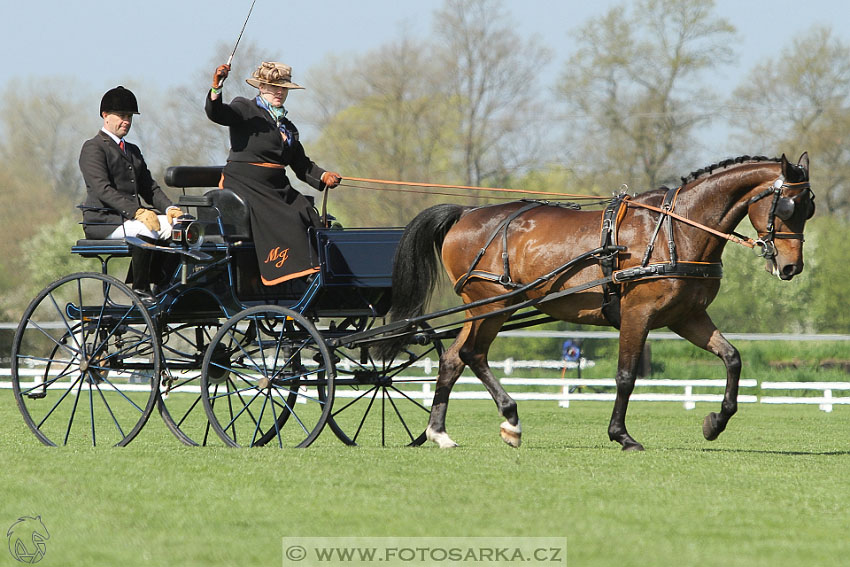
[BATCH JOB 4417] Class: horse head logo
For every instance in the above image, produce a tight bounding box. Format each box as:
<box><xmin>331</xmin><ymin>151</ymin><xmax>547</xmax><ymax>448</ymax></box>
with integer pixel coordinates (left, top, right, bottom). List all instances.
<box><xmin>7</xmin><ymin>516</ymin><xmax>49</xmax><ymax>564</ymax></box>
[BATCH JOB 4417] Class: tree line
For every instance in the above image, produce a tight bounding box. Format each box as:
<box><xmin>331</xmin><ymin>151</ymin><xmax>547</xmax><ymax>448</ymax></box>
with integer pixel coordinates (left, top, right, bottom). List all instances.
<box><xmin>1</xmin><ymin>0</ymin><xmax>849</xmax><ymax>336</ymax></box>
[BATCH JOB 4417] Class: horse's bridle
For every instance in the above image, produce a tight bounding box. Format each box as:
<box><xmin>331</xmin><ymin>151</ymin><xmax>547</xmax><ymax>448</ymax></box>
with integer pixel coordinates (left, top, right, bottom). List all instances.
<box><xmin>746</xmin><ymin>177</ymin><xmax>814</xmax><ymax>259</ymax></box>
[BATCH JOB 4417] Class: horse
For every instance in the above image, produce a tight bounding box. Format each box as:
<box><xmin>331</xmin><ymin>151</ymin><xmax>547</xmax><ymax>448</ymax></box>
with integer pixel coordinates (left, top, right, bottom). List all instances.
<box><xmin>379</xmin><ymin>154</ymin><xmax>815</xmax><ymax>450</ymax></box>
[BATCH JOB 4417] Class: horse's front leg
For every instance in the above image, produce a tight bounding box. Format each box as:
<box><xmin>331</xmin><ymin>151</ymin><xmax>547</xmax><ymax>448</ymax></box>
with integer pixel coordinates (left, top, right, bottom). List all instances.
<box><xmin>608</xmin><ymin>322</ymin><xmax>649</xmax><ymax>451</ymax></box>
<box><xmin>669</xmin><ymin>311</ymin><xmax>741</xmax><ymax>441</ymax></box>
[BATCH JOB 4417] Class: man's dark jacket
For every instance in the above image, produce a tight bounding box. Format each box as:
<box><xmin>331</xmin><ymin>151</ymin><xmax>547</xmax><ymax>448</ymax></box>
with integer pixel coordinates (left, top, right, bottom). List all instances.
<box><xmin>78</xmin><ymin>130</ymin><xmax>174</xmax><ymax>239</ymax></box>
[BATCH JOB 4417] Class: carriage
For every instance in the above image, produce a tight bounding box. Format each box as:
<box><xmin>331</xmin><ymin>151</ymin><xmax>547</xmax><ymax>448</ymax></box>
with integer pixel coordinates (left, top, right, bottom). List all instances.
<box><xmin>10</xmin><ymin>154</ymin><xmax>816</xmax><ymax>450</ymax></box>
<box><xmin>10</xmin><ymin>165</ymin><xmax>444</xmax><ymax>448</ymax></box>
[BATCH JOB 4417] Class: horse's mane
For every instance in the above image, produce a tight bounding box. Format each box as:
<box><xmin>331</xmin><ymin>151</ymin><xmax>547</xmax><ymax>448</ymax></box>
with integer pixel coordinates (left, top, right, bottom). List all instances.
<box><xmin>680</xmin><ymin>155</ymin><xmax>779</xmax><ymax>185</ymax></box>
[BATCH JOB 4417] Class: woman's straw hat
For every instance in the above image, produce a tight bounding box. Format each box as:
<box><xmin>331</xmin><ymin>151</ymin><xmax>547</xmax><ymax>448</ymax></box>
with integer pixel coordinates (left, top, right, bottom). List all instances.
<box><xmin>246</xmin><ymin>61</ymin><xmax>304</xmax><ymax>89</ymax></box>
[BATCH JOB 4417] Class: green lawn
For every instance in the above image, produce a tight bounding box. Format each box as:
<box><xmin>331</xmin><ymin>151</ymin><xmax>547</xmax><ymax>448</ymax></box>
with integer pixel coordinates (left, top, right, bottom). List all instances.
<box><xmin>2</xmin><ymin>397</ymin><xmax>849</xmax><ymax>567</ymax></box>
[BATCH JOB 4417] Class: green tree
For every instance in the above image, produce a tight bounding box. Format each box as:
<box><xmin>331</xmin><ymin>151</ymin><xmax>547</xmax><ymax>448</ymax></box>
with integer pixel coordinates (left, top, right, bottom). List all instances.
<box><xmin>557</xmin><ymin>0</ymin><xmax>735</xmax><ymax>192</ymax></box>
<box><xmin>704</xmin><ymin>215</ymin><xmax>850</xmax><ymax>334</ymax></box>
<box><xmin>434</xmin><ymin>0</ymin><xmax>552</xmax><ymax>187</ymax></box>
<box><xmin>730</xmin><ymin>25</ymin><xmax>850</xmax><ymax>218</ymax></box>
<box><xmin>307</xmin><ymin>37</ymin><xmax>463</xmax><ymax>226</ymax></box>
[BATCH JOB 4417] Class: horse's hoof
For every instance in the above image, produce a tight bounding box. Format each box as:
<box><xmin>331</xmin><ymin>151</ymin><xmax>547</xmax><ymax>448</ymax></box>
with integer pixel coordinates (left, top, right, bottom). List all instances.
<box><xmin>703</xmin><ymin>412</ymin><xmax>723</xmax><ymax>441</ymax></box>
<box><xmin>426</xmin><ymin>427</ymin><xmax>458</xmax><ymax>449</ymax></box>
<box><xmin>500</xmin><ymin>420</ymin><xmax>522</xmax><ymax>448</ymax></box>
<box><xmin>622</xmin><ymin>441</ymin><xmax>645</xmax><ymax>452</ymax></box>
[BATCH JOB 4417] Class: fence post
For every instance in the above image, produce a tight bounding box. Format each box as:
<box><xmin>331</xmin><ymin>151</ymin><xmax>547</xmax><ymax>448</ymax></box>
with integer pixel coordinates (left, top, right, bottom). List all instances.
<box><xmin>559</xmin><ymin>384</ymin><xmax>570</xmax><ymax>408</ymax></box>
<box><xmin>422</xmin><ymin>381</ymin><xmax>432</xmax><ymax>408</ymax></box>
<box><xmin>684</xmin><ymin>385</ymin><xmax>695</xmax><ymax>410</ymax></box>
<box><xmin>819</xmin><ymin>389</ymin><xmax>833</xmax><ymax>413</ymax></box>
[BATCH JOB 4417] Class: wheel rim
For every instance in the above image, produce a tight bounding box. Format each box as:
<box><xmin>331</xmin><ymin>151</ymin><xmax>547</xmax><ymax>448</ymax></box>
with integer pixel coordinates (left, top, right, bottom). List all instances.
<box><xmin>323</xmin><ymin>322</ymin><xmax>442</xmax><ymax>447</ymax></box>
<box><xmin>11</xmin><ymin>273</ymin><xmax>160</xmax><ymax>446</ymax></box>
<box><xmin>200</xmin><ymin>306</ymin><xmax>334</xmax><ymax>448</ymax></box>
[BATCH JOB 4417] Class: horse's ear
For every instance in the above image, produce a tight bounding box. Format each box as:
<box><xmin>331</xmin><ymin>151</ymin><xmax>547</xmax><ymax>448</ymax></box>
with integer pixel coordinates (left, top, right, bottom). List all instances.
<box><xmin>780</xmin><ymin>153</ymin><xmax>789</xmax><ymax>176</ymax></box>
<box><xmin>797</xmin><ymin>151</ymin><xmax>809</xmax><ymax>172</ymax></box>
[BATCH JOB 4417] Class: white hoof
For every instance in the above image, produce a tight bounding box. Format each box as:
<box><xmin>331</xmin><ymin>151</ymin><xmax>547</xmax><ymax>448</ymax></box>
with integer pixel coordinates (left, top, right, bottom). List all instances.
<box><xmin>426</xmin><ymin>427</ymin><xmax>458</xmax><ymax>449</ymax></box>
<box><xmin>500</xmin><ymin>420</ymin><xmax>522</xmax><ymax>448</ymax></box>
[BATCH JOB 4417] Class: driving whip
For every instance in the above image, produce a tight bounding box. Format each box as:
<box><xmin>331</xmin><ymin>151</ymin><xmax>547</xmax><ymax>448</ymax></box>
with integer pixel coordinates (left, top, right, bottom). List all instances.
<box><xmin>227</xmin><ymin>0</ymin><xmax>257</xmax><ymax>66</ymax></box>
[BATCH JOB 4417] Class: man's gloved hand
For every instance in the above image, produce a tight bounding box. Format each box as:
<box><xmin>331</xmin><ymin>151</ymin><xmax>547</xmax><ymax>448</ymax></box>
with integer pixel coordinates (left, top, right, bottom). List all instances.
<box><xmin>321</xmin><ymin>171</ymin><xmax>342</xmax><ymax>188</ymax></box>
<box><xmin>166</xmin><ymin>207</ymin><xmax>184</xmax><ymax>225</ymax></box>
<box><xmin>135</xmin><ymin>208</ymin><xmax>160</xmax><ymax>231</ymax></box>
<box><xmin>213</xmin><ymin>64</ymin><xmax>231</xmax><ymax>89</ymax></box>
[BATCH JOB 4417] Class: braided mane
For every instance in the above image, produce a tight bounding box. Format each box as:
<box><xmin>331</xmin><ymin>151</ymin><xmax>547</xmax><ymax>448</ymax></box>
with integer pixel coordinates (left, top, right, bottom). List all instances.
<box><xmin>680</xmin><ymin>155</ymin><xmax>779</xmax><ymax>185</ymax></box>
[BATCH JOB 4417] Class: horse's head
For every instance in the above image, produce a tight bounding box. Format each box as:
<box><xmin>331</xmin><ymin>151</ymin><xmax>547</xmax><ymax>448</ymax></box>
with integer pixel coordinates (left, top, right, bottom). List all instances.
<box><xmin>746</xmin><ymin>152</ymin><xmax>815</xmax><ymax>280</ymax></box>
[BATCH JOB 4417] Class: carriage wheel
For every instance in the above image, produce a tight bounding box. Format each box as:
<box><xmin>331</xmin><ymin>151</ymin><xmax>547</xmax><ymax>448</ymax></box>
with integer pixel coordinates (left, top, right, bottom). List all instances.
<box><xmin>157</xmin><ymin>317</ymin><xmax>225</xmax><ymax>446</ymax></box>
<box><xmin>323</xmin><ymin>322</ymin><xmax>442</xmax><ymax>447</ymax></box>
<box><xmin>200</xmin><ymin>305</ymin><xmax>335</xmax><ymax>448</ymax></box>
<box><xmin>11</xmin><ymin>273</ymin><xmax>160</xmax><ymax>446</ymax></box>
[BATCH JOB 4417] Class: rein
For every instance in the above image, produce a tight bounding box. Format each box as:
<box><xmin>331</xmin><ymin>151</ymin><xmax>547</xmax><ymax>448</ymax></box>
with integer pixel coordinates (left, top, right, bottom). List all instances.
<box><xmin>625</xmin><ymin>199</ymin><xmax>756</xmax><ymax>249</ymax></box>
<box><xmin>341</xmin><ymin>176</ymin><xmax>601</xmax><ymax>200</ymax></box>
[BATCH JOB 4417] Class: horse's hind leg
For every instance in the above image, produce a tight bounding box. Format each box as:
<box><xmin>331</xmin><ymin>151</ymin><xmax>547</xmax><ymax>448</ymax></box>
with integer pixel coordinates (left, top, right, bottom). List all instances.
<box><xmin>426</xmin><ymin>325</ymin><xmax>469</xmax><ymax>448</ymax></box>
<box><xmin>669</xmin><ymin>311</ymin><xmax>741</xmax><ymax>441</ymax></box>
<box><xmin>426</xmin><ymin>310</ymin><xmax>520</xmax><ymax>448</ymax></box>
<box><xmin>458</xmin><ymin>314</ymin><xmax>521</xmax><ymax>447</ymax></box>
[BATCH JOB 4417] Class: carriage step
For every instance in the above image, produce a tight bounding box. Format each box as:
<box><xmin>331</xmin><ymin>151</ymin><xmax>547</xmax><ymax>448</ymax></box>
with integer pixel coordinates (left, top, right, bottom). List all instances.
<box><xmin>26</xmin><ymin>391</ymin><xmax>47</xmax><ymax>399</ymax></box>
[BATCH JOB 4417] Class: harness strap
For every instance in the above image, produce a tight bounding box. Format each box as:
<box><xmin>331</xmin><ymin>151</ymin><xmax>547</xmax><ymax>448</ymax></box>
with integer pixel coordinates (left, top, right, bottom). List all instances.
<box><xmin>598</xmin><ymin>194</ymin><xmax>630</xmax><ymax>328</ymax></box>
<box><xmin>614</xmin><ymin>261</ymin><xmax>723</xmax><ymax>283</ymax></box>
<box><xmin>453</xmin><ymin>201</ymin><xmax>545</xmax><ymax>293</ymax></box>
<box><xmin>641</xmin><ymin>186</ymin><xmax>680</xmax><ymax>267</ymax></box>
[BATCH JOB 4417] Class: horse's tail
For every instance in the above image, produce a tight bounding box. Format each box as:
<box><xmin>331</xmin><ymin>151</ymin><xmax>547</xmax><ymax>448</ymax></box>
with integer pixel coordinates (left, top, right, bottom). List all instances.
<box><xmin>375</xmin><ymin>204</ymin><xmax>466</xmax><ymax>360</ymax></box>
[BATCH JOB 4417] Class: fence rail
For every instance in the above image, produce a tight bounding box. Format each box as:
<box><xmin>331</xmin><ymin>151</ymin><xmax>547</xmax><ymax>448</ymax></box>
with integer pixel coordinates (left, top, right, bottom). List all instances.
<box><xmin>2</xmin><ymin>365</ymin><xmax>845</xmax><ymax>412</ymax></box>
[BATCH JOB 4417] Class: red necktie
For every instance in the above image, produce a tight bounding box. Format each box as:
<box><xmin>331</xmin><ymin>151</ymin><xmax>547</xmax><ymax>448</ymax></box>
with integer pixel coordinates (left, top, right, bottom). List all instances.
<box><xmin>119</xmin><ymin>139</ymin><xmax>126</xmax><ymax>153</ymax></box>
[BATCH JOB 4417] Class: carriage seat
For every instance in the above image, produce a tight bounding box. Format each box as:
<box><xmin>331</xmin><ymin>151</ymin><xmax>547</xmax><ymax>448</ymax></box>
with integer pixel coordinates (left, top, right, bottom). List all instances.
<box><xmin>165</xmin><ymin>165</ymin><xmax>251</xmax><ymax>241</ymax></box>
<box><xmin>164</xmin><ymin>165</ymin><xmax>223</xmax><ymax>188</ymax></box>
<box><xmin>198</xmin><ymin>189</ymin><xmax>251</xmax><ymax>241</ymax></box>
<box><xmin>71</xmin><ymin>239</ymin><xmax>131</xmax><ymax>257</ymax></box>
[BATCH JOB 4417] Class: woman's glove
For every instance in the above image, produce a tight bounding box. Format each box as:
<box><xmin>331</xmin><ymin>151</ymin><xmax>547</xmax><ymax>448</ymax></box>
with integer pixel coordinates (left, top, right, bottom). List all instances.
<box><xmin>213</xmin><ymin>64</ymin><xmax>231</xmax><ymax>89</ymax></box>
<box><xmin>166</xmin><ymin>207</ymin><xmax>184</xmax><ymax>225</ymax></box>
<box><xmin>135</xmin><ymin>208</ymin><xmax>160</xmax><ymax>231</ymax></box>
<box><xmin>321</xmin><ymin>171</ymin><xmax>342</xmax><ymax>188</ymax></box>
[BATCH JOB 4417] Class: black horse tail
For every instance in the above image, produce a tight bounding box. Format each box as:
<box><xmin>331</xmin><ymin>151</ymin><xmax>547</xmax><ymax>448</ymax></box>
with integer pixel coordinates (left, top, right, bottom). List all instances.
<box><xmin>375</xmin><ymin>204</ymin><xmax>466</xmax><ymax>360</ymax></box>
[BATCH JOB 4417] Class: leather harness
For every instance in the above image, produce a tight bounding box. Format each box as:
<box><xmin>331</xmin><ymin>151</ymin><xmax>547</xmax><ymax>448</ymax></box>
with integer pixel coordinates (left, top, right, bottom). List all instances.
<box><xmin>452</xmin><ymin>190</ymin><xmax>724</xmax><ymax>328</ymax></box>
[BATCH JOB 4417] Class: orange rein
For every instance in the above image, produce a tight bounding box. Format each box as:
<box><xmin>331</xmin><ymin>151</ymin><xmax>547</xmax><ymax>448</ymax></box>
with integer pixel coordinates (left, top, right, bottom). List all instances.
<box><xmin>338</xmin><ymin>175</ymin><xmax>758</xmax><ymax>250</ymax></box>
<box><xmin>625</xmin><ymin>200</ymin><xmax>756</xmax><ymax>249</ymax></box>
<box><xmin>340</xmin><ymin>176</ymin><xmax>600</xmax><ymax>200</ymax></box>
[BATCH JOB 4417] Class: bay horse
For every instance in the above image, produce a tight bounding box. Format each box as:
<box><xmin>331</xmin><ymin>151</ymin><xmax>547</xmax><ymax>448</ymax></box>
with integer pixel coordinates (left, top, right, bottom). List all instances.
<box><xmin>380</xmin><ymin>154</ymin><xmax>815</xmax><ymax>450</ymax></box>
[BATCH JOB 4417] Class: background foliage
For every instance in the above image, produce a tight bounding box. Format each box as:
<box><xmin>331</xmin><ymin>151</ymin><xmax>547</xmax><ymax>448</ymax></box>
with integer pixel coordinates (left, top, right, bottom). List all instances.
<box><xmin>2</xmin><ymin>0</ymin><xmax>849</xmax><ymax>337</ymax></box>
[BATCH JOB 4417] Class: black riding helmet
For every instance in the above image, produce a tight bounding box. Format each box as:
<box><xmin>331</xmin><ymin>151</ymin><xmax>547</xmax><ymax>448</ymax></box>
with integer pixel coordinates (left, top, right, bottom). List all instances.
<box><xmin>99</xmin><ymin>86</ymin><xmax>139</xmax><ymax>116</ymax></box>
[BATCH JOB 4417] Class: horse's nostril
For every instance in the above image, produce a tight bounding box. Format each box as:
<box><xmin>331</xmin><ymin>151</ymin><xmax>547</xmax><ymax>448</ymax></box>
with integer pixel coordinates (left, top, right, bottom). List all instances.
<box><xmin>782</xmin><ymin>264</ymin><xmax>799</xmax><ymax>278</ymax></box>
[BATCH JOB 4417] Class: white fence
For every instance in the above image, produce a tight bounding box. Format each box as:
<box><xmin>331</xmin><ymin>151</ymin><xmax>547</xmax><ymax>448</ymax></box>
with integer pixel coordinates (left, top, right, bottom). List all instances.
<box><xmin>2</xmin><ymin>362</ymin><xmax>847</xmax><ymax>412</ymax></box>
<box><xmin>3</xmin><ymin>329</ymin><xmax>848</xmax><ymax>410</ymax></box>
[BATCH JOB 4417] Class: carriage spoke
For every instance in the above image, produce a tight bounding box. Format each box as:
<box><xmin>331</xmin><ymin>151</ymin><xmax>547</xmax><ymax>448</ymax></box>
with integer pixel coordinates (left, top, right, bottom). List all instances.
<box><xmin>36</xmin><ymin>375</ymin><xmax>84</xmax><ymax>429</ymax></box>
<box><xmin>175</xmin><ymin>388</ymin><xmax>204</xmax><ymax>429</ymax></box>
<box><xmin>63</xmin><ymin>377</ymin><xmax>86</xmax><ymax>446</ymax></box>
<box><xmin>350</xmin><ymin>387</ymin><xmax>381</xmax><ymax>444</ymax></box>
<box><xmin>388</xmin><ymin>385</ymin><xmax>431</xmax><ymax>413</ymax></box>
<box><xmin>385</xmin><ymin>387</ymin><xmax>417</xmax><ymax>443</ymax></box>
<box><xmin>272</xmin><ymin>387</ymin><xmax>310</xmax><ymax>437</ymax></box>
<box><xmin>94</xmin><ymin>381</ymin><xmax>127</xmax><ymax>440</ymax></box>
<box><xmin>251</xmin><ymin>394</ymin><xmax>271</xmax><ymax>447</ymax></box>
<box><xmin>331</xmin><ymin>386</ymin><xmax>377</xmax><ymax>417</ymax></box>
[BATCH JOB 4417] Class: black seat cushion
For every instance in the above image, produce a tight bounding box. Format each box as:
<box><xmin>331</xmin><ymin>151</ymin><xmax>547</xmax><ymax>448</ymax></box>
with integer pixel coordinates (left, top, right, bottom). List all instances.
<box><xmin>164</xmin><ymin>166</ymin><xmax>224</xmax><ymax>188</ymax></box>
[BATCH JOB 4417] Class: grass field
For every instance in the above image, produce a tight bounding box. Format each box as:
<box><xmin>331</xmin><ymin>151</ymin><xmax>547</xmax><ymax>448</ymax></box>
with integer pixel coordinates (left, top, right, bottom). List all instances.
<box><xmin>2</xmin><ymin>396</ymin><xmax>849</xmax><ymax>567</ymax></box>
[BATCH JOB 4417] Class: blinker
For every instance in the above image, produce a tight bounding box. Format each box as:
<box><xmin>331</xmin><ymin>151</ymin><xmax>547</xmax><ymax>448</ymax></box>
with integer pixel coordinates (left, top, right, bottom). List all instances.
<box><xmin>775</xmin><ymin>190</ymin><xmax>815</xmax><ymax>222</ymax></box>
